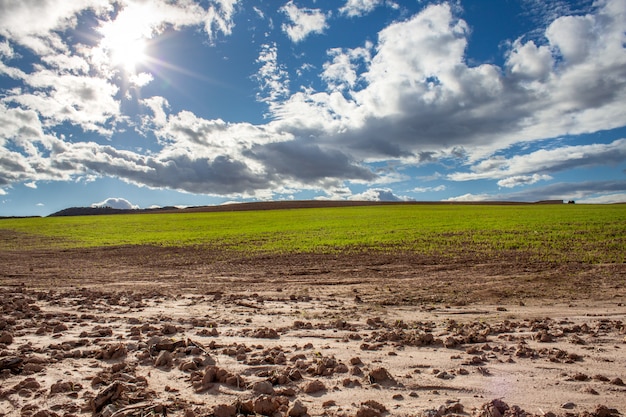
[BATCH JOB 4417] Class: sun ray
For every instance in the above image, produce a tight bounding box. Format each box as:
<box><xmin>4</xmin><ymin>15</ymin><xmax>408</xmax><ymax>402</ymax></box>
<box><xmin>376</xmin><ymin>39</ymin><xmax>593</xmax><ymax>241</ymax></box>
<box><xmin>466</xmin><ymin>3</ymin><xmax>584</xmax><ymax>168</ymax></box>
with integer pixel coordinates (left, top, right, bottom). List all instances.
<box><xmin>98</xmin><ymin>4</ymin><xmax>153</xmax><ymax>74</ymax></box>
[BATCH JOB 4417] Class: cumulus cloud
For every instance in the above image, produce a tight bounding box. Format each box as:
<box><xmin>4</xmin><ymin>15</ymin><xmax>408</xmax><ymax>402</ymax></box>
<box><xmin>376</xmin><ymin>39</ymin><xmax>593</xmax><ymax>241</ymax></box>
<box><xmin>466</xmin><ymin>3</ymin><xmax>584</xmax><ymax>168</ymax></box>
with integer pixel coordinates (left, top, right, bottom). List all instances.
<box><xmin>449</xmin><ymin>139</ymin><xmax>626</xmax><ymax>182</ymax></box>
<box><xmin>497</xmin><ymin>174</ymin><xmax>552</xmax><ymax>188</ymax></box>
<box><xmin>254</xmin><ymin>43</ymin><xmax>291</xmax><ymax>111</ymax></box>
<box><xmin>413</xmin><ymin>185</ymin><xmax>447</xmax><ymax>193</ymax></box>
<box><xmin>91</xmin><ymin>197</ymin><xmax>138</xmax><ymax>210</ymax></box>
<box><xmin>348</xmin><ymin>188</ymin><xmax>411</xmax><ymax>202</ymax></box>
<box><xmin>280</xmin><ymin>1</ymin><xmax>328</xmax><ymax>43</ymax></box>
<box><xmin>339</xmin><ymin>0</ymin><xmax>383</xmax><ymax>17</ymax></box>
<box><xmin>447</xmin><ymin>180</ymin><xmax>626</xmax><ymax>203</ymax></box>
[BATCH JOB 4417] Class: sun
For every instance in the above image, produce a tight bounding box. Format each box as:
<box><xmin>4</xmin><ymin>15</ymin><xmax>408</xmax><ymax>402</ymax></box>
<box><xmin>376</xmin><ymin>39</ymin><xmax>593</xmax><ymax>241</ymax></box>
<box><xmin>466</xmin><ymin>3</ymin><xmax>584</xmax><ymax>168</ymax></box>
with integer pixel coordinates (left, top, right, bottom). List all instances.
<box><xmin>99</xmin><ymin>5</ymin><xmax>153</xmax><ymax>73</ymax></box>
<box><xmin>110</xmin><ymin>36</ymin><xmax>147</xmax><ymax>73</ymax></box>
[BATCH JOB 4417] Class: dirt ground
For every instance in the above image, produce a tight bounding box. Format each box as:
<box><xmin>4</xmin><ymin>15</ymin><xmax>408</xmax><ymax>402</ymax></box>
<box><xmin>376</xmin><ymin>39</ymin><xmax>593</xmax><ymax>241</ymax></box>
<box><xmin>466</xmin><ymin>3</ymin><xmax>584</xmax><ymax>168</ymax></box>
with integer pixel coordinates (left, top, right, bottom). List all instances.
<box><xmin>1</xmin><ymin>244</ymin><xmax>625</xmax><ymax>417</ymax></box>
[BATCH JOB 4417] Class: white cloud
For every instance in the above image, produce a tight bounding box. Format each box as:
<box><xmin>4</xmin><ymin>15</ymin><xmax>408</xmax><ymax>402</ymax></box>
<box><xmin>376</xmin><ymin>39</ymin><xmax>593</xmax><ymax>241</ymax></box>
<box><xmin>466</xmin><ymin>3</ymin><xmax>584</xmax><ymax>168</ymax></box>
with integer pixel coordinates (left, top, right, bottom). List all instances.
<box><xmin>254</xmin><ymin>43</ymin><xmax>290</xmax><ymax>111</ymax></box>
<box><xmin>445</xmin><ymin>193</ymin><xmax>492</xmax><ymax>202</ymax></box>
<box><xmin>497</xmin><ymin>174</ymin><xmax>552</xmax><ymax>188</ymax></box>
<box><xmin>348</xmin><ymin>188</ymin><xmax>411</xmax><ymax>202</ymax></box>
<box><xmin>412</xmin><ymin>185</ymin><xmax>446</xmax><ymax>193</ymax></box>
<box><xmin>91</xmin><ymin>197</ymin><xmax>138</xmax><ymax>210</ymax></box>
<box><xmin>141</xmin><ymin>96</ymin><xmax>170</xmax><ymax>127</ymax></box>
<box><xmin>280</xmin><ymin>1</ymin><xmax>328</xmax><ymax>43</ymax></box>
<box><xmin>446</xmin><ymin>180</ymin><xmax>626</xmax><ymax>203</ymax></box>
<box><xmin>339</xmin><ymin>0</ymin><xmax>382</xmax><ymax>17</ymax></box>
<box><xmin>0</xmin><ymin>0</ymin><xmax>112</xmax><ymax>54</ymax></box>
<box><xmin>449</xmin><ymin>139</ymin><xmax>626</xmax><ymax>182</ymax></box>
<box><xmin>322</xmin><ymin>45</ymin><xmax>371</xmax><ymax>92</ymax></box>
<box><xmin>578</xmin><ymin>193</ymin><xmax>626</xmax><ymax>204</ymax></box>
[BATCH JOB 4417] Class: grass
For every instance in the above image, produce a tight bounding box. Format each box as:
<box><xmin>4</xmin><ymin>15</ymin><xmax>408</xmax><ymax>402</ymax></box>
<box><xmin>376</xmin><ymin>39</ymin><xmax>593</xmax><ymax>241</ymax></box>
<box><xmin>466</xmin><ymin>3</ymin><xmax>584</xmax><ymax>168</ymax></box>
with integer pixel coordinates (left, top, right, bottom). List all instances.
<box><xmin>1</xmin><ymin>204</ymin><xmax>624</xmax><ymax>263</ymax></box>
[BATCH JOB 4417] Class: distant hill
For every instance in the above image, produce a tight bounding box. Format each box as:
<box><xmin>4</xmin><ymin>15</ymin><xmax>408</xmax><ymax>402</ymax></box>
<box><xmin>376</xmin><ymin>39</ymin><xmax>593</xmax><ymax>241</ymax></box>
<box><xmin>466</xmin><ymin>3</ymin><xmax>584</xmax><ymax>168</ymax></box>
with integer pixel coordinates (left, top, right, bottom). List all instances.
<box><xmin>46</xmin><ymin>199</ymin><xmax>565</xmax><ymax>217</ymax></box>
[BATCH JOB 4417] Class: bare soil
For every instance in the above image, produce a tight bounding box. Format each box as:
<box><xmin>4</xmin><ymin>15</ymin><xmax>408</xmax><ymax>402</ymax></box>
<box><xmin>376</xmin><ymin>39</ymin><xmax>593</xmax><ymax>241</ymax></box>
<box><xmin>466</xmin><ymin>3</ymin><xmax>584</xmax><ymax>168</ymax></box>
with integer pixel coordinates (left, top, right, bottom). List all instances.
<box><xmin>1</xmin><ymin>243</ymin><xmax>625</xmax><ymax>417</ymax></box>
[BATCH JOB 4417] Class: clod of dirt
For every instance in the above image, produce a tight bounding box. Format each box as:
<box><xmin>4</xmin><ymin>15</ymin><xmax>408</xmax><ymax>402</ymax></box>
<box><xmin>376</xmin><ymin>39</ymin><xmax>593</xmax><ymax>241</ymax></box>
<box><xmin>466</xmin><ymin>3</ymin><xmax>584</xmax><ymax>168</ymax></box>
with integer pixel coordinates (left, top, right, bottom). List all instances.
<box><xmin>252</xmin><ymin>380</ymin><xmax>275</xmax><ymax>395</ymax></box>
<box><xmin>477</xmin><ymin>399</ymin><xmax>510</xmax><ymax>417</ymax></box>
<box><xmin>50</xmin><ymin>380</ymin><xmax>81</xmax><ymax>395</ymax></box>
<box><xmin>593</xmin><ymin>405</ymin><xmax>622</xmax><ymax>417</ymax></box>
<box><xmin>0</xmin><ymin>331</ymin><xmax>14</xmax><ymax>344</ymax></box>
<box><xmin>212</xmin><ymin>404</ymin><xmax>236</xmax><ymax>417</ymax></box>
<box><xmin>90</xmin><ymin>381</ymin><xmax>125</xmax><ymax>413</ymax></box>
<box><xmin>573</xmin><ymin>372</ymin><xmax>590</xmax><ymax>381</ymax></box>
<box><xmin>154</xmin><ymin>350</ymin><xmax>173</xmax><ymax>367</ymax></box>
<box><xmin>355</xmin><ymin>400</ymin><xmax>387</xmax><ymax>417</ymax></box>
<box><xmin>0</xmin><ymin>356</ymin><xmax>23</xmax><ymax>374</ymax></box>
<box><xmin>251</xmin><ymin>327</ymin><xmax>280</xmax><ymax>339</ymax></box>
<box><xmin>350</xmin><ymin>357</ymin><xmax>363</xmax><ymax>366</ymax></box>
<box><xmin>194</xmin><ymin>366</ymin><xmax>245</xmax><ymax>392</ymax></box>
<box><xmin>288</xmin><ymin>400</ymin><xmax>308</xmax><ymax>417</ymax></box>
<box><xmin>98</xmin><ymin>343</ymin><xmax>127</xmax><ymax>360</ymax></box>
<box><xmin>161</xmin><ymin>323</ymin><xmax>178</xmax><ymax>335</ymax></box>
<box><xmin>253</xmin><ymin>395</ymin><xmax>282</xmax><ymax>416</ymax></box>
<box><xmin>302</xmin><ymin>379</ymin><xmax>326</xmax><ymax>394</ymax></box>
<box><xmin>367</xmin><ymin>367</ymin><xmax>395</xmax><ymax>384</ymax></box>
<box><xmin>610</xmin><ymin>377</ymin><xmax>624</xmax><ymax>386</ymax></box>
<box><xmin>148</xmin><ymin>337</ymin><xmax>186</xmax><ymax>353</ymax></box>
<box><xmin>444</xmin><ymin>336</ymin><xmax>460</xmax><ymax>348</ymax></box>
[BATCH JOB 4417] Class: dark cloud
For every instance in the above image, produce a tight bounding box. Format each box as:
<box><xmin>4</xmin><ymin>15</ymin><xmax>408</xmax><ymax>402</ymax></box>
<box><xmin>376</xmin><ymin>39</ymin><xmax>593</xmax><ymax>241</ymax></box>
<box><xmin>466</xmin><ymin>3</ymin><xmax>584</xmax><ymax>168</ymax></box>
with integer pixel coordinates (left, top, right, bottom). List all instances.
<box><xmin>251</xmin><ymin>140</ymin><xmax>376</xmax><ymax>183</ymax></box>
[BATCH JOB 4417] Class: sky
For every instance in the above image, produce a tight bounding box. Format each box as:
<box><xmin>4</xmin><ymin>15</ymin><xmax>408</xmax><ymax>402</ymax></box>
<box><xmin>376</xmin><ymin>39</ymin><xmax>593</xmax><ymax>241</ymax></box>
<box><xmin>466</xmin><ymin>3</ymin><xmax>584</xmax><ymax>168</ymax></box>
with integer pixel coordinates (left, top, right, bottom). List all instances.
<box><xmin>1</xmin><ymin>0</ymin><xmax>625</xmax><ymax>216</ymax></box>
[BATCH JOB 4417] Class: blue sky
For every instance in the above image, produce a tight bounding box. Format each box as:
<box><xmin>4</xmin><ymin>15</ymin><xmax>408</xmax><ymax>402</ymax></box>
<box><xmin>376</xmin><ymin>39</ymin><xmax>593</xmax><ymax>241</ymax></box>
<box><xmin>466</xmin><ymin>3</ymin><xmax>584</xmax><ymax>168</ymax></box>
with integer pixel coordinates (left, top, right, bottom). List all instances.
<box><xmin>1</xmin><ymin>0</ymin><xmax>625</xmax><ymax>216</ymax></box>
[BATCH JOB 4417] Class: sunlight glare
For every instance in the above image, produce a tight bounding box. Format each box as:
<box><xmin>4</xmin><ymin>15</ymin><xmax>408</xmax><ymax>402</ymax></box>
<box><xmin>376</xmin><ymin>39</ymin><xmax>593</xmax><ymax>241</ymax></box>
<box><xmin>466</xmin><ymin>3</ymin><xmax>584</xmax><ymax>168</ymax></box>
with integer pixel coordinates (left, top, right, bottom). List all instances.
<box><xmin>99</xmin><ymin>5</ymin><xmax>153</xmax><ymax>74</ymax></box>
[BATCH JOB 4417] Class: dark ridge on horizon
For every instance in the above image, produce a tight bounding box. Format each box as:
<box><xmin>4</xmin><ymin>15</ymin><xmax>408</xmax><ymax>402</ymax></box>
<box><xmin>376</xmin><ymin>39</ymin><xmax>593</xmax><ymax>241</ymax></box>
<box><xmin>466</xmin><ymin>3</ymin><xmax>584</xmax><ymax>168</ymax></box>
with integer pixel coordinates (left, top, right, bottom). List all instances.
<box><xmin>45</xmin><ymin>199</ymin><xmax>568</xmax><ymax>217</ymax></box>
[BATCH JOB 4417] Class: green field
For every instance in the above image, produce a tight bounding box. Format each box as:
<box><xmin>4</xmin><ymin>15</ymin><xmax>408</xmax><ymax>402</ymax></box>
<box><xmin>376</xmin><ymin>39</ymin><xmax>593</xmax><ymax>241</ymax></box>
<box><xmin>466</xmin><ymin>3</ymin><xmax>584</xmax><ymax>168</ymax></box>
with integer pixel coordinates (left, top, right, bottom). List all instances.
<box><xmin>1</xmin><ymin>204</ymin><xmax>624</xmax><ymax>263</ymax></box>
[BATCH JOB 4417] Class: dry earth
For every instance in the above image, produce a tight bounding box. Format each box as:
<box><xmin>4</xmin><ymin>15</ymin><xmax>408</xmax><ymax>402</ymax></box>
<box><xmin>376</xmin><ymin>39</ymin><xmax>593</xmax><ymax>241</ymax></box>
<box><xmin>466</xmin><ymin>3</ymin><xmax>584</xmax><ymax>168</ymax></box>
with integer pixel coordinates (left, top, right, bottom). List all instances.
<box><xmin>1</xmin><ymin>244</ymin><xmax>625</xmax><ymax>417</ymax></box>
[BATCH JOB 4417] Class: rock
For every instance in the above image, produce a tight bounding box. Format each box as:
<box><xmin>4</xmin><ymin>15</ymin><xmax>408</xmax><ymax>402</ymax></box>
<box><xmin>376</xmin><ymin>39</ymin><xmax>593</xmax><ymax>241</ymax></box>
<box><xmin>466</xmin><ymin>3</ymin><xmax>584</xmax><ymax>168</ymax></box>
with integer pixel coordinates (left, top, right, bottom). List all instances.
<box><xmin>610</xmin><ymin>377</ymin><xmax>624</xmax><ymax>386</ymax></box>
<box><xmin>252</xmin><ymin>328</ymin><xmax>280</xmax><ymax>339</ymax></box>
<box><xmin>0</xmin><ymin>356</ymin><xmax>23</xmax><ymax>373</ymax></box>
<box><xmin>52</xmin><ymin>323</ymin><xmax>68</xmax><ymax>333</ymax></box>
<box><xmin>162</xmin><ymin>324</ymin><xmax>178</xmax><ymax>335</ymax></box>
<box><xmin>0</xmin><ymin>331</ymin><xmax>14</xmax><ymax>344</ymax></box>
<box><xmin>561</xmin><ymin>402</ymin><xmax>576</xmax><ymax>409</ymax></box>
<box><xmin>252</xmin><ymin>380</ymin><xmax>275</xmax><ymax>395</ymax></box>
<box><xmin>593</xmin><ymin>405</ymin><xmax>621</xmax><ymax>417</ymax></box>
<box><xmin>573</xmin><ymin>372</ymin><xmax>590</xmax><ymax>381</ymax></box>
<box><xmin>479</xmin><ymin>399</ymin><xmax>509</xmax><ymax>417</ymax></box>
<box><xmin>355</xmin><ymin>401</ymin><xmax>387</xmax><ymax>417</ymax></box>
<box><xmin>154</xmin><ymin>350</ymin><xmax>173</xmax><ymax>367</ymax></box>
<box><xmin>253</xmin><ymin>395</ymin><xmax>280</xmax><ymax>415</ymax></box>
<box><xmin>302</xmin><ymin>379</ymin><xmax>326</xmax><ymax>394</ymax></box>
<box><xmin>368</xmin><ymin>367</ymin><xmax>394</xmax><ymax>384</ymax></box>
<box><xmin>581</xmin><ymin>387</ymin><xmax>599</xmax><ymax>395</ymax></box>
<box><xmin>350</xmin><ymin>357</ymin><xmax>363</xmax><ymax>365</ymax></box>
<box><xmin>213</xmin><ymin>404</ymin><xmax>236</xmax><ymax>417</ymax></box>
<box><xmin>90</xmin><ymin>381</ymin><xmax>125</xmax><ymax>413</ymax></box>
<box><xmin>288</xmin><ymin>400</ymin><xmax>308</xmax><ymax>417</ymax></box>
<box><xmin>32</xmin><ymin>411</ymin><xmax>60</xmax><ymax>417</ymax></box>
<box><xmin>148</xmin><ymin>337</ymin><xmax>186</xmax><ymax>352</ymax></box>
<box><xmin>100</xmin><ymin>343</ymin><xmax>127</xmax><ymax>360</ymax></box>
<box><xmin>50</xmin><ymin>380</ymin><xmax>77</xmax><ymax>394</ymax></box>
<box><xmin>22</xmin><ymin>363</ymin><xmax>45</xmax><ymax>374</ymax></box>
<box><xmin>444</xmin><ymin>336</ymin><xmax>459</xmax><ymax>348</ymax></box>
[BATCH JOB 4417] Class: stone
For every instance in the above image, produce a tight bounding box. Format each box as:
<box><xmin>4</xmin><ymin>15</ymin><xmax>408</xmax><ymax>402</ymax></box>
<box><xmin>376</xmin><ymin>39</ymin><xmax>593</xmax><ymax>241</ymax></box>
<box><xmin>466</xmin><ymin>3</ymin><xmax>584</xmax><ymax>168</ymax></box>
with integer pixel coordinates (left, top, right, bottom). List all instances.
<box><xmin>288</xmin><ymin>400</ymin><xmax>308</xmax><ymax>417</ymax></box>
<box><xmin>213</xmin><ymin>404</ymin><xmax>236</xmax><ymax>417</ymax></box>
<box><xmin>252</xmin><ymin>380</ymin><xmax>275</xmax><ymax>395</ymax></box>
<box><xmin>154</xmin><ymin>350</ymin><xmax>173</xmax><ymax>367</ymax></box>
<box><xmin>302</xmin><ymin>379</ymin><xmax>326</xmax><ymax>394</ymax></box>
